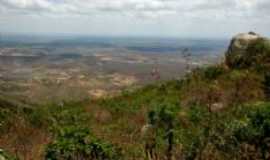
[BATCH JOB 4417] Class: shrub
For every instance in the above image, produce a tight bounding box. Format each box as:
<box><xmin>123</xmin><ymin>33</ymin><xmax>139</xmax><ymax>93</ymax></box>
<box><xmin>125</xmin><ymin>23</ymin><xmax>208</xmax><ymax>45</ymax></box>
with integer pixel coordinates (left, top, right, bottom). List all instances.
<box><xmin>232</xmin><ymin>103</ymin><xmax>270</xmax><ymax>159</ymax></box>
<box><xmin>45</xmin><ymin>126</ymin><xmax>122</xmax><ymax>160</ymax></box>
<box><xmin>220</xmin><ymin>70</ymin><xmax>264</xmax><ymax>105</ymax></box>
<box><xmin>0</xmin><ymin>149</ymin><xmax>17</xmax><ymax>160</ymax></box>
<box><xmin>26</xmin><ymin>102</ymin><xmax>90</xmax><ymax>133</ymax></box>
<box><xmin>264</xmin><ymin>72</ymin><xmax>270</xmax><ymax>99</ymax></box>
<box><xmin>203</xmin><ymin>65</ymin><xmax>227</xmax><ymax>80</ymax></box>
<box><xmin>146</xmin><ymin>105</ymin><xmax>179</xmax><ymax>160</ymax></box>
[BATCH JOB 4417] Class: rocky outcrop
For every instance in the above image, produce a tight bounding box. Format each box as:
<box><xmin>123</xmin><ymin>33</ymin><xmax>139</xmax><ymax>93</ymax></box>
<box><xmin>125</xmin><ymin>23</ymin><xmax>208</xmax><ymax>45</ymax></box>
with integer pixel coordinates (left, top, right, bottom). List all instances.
<box><xmin>225</xmin><ymin>32</ymin><xmax>270</xmax><ymax>69</ymax></box>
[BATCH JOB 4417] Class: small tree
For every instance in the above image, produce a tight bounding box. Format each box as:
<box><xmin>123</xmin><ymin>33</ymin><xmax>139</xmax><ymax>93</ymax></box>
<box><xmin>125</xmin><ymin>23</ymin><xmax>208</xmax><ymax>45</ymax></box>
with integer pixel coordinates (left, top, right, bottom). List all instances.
<box><xmin>147</xmin><ymin>105</ymin><xmax>177</xmax><ymax>160</ymax></box>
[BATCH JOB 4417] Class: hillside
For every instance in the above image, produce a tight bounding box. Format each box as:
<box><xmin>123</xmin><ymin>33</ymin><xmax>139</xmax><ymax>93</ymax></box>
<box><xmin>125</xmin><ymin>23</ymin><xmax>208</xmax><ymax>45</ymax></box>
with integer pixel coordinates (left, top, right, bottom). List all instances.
<box><xmin>1</xmin><ymin>32</ymin><xmax>270</xmax><ymax>160</ymax></box>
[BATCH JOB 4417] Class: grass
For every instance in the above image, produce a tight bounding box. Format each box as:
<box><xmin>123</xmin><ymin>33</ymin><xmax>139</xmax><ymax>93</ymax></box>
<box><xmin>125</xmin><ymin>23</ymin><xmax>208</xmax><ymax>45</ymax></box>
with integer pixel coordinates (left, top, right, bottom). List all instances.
<box><xmin>1</xmin><ymin>46</ymin><xmax>270</xmax><ymax>159</ymax></box>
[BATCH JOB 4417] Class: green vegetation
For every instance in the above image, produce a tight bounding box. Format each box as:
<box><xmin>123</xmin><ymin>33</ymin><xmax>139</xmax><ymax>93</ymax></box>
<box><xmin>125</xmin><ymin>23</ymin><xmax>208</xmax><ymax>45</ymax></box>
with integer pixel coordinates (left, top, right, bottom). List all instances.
<box><xmin>1</xmin><ymin>62</ymin><xmax>270</xmax><ymax>159</ymax></box>
<box><xmin>45</xmin><ymin>126</ymin><xmax>122</xmax><ymax>160</ymax></box>
<box><xmin>1</xmin><ymin>37</ymin><xmax>270</xmax><ymax>159</ymax></box>
<box><xmin>0</xmin><ymin>149</ymin><xmax>17</xmax><ymax>160</ymax></box>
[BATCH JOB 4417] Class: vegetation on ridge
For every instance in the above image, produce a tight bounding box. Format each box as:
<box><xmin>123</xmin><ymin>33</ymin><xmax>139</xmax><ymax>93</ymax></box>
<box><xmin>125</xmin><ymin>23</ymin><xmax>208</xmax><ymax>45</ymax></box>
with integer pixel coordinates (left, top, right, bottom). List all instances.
<box><xmin>0</xmin><ymin>36</ymin><xmax>270</xmax><ymax>159</ymax></box>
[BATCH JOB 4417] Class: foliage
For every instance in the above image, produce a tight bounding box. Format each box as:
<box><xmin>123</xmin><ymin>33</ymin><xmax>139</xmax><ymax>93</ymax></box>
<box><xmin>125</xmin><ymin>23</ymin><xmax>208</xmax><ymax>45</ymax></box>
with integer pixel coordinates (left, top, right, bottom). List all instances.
<box><xmin>0</xmin><ymin>149</ymin><xmax>17</xmax><ymax>160</ymax></box>
<box><xmin>45</xmin><ymin>126</ymin><xmax>122</xmax><ymax>160</ymax></box>
<box><xmin>195</xmin><ymin>65</ymin><xmax>227</xmax><ymax>81</ymax></box>
<box><xmin>25</xmin><ymin>101</ymin><xmax>90</xmax><ymax>132</ymax></box>
<box><xmin>232</xmin><ymin>103</ymin><xmax>270</xmax><ymax>159</ymax></box>
<box><xmin>145</xmin><ymin>105</ymin><xmax>178</xmax><ymax>160</ymax></box>
<box><xmin>2</xmin><ymin>37</ymin><xmax>270</xmax><ymax>160</ymax></box>
<box><xmin>264</xmin><ymin>72</ymin><xmax>270</xmax><ymax>99</ymax></box>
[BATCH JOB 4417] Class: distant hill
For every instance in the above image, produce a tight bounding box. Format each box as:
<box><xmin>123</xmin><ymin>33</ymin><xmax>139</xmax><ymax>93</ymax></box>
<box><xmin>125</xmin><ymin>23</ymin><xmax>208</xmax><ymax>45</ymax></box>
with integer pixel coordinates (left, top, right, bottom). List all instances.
<box><xmin>0</xmin><ymin>34</ymin><xmax>228</xmax><ymax>55</ymax></box>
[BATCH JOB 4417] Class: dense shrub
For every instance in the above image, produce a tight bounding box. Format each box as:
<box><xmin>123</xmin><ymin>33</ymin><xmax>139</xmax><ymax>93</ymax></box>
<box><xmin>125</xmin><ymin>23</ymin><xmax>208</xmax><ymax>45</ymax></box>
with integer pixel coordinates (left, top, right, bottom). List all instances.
<box><xmin>25</xmin><ymin>102</ymin><xmax>90</xmax><ymax>132</ymax></box>
<box><xmin>233</xmin><ymin>103</ymin><xmax>270</xmax><ymax>159</ymax></box>
<box><xmin>181</xmin><ymin>103</ymin><xmax>270</xmax><ymax>159</ymax></box>
<box><xmin>246</xmin><ymin>38</ymin><xmax>270</xmax><ymax>70</ymax></box>
<box><xmin>202</xmin><ymin>65</ymin><xmax>227</xmax><ymax>80</ymax></box>
<box><xmin>45</xmin><ymin>126</ymin><xmax>122</xmax><ymax>160</ymax></box>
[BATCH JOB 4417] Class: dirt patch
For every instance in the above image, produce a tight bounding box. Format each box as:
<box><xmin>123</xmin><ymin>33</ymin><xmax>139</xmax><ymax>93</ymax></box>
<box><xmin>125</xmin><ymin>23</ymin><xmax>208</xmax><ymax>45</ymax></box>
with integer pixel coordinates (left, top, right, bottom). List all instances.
<box><xmin>109</xmin><ymin>73</ymin><xmax>138</xmax><ymax>87</ymax></box>
<box><xmin>88</xmin><ymin>89</ymin><xmax>108</xmax><ymax>99</ymax></box>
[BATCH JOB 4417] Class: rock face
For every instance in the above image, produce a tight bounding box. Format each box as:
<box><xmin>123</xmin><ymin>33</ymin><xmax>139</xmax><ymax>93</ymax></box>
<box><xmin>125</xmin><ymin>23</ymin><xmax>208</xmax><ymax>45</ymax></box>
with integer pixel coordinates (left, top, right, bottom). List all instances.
<box><xmin>225</xmin><ymin>32</ymin><xmax>270</xmax><ymax>68</ymax></box>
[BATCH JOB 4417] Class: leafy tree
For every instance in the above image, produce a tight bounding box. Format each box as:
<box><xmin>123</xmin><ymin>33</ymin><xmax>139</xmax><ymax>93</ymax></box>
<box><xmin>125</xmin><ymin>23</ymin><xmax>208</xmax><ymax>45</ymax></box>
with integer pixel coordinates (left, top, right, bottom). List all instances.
<box><xmin>147</xmin><ymin>105</ymin><xmax>177</xmax><ymax>160</ymax></box>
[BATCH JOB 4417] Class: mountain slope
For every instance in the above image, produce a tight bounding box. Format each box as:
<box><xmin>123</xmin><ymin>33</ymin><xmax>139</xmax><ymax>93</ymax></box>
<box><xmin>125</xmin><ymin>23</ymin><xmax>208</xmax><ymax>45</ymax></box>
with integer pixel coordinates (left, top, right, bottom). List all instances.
<box><xmin>1</xmin><ymin>32</ymin><xmax>270</xmax><ymax>160</ymax></box>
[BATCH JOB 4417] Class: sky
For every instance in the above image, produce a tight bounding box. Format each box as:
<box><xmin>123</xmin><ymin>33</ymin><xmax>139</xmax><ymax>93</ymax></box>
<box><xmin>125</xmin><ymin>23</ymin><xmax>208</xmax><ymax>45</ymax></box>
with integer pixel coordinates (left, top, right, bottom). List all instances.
<box><xmin>0</xmin><ymin>0</ymin><xmax>269</xmax><ymax>38</ymax></box>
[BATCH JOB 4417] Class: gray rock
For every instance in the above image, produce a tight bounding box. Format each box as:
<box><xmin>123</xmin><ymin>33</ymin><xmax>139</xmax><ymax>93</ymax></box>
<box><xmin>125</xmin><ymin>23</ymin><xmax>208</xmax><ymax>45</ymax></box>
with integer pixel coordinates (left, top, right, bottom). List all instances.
<box><xmin>225</xmin><ymin>32</ymin><xmax>269</xmax><ymax>68</ymax></box>
<box><xmin>225</xmin><ymin>32</ymin><xmax>262</xmax><ymax>68</ymax></box>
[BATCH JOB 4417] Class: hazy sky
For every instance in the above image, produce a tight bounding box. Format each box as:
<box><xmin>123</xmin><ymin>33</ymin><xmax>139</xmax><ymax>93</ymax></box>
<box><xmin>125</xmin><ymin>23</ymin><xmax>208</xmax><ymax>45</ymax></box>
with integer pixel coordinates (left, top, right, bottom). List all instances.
<box><xmin>0</xmin><ymin>0</ymin><xmax>269</xmax><ymax>38</ymax></box>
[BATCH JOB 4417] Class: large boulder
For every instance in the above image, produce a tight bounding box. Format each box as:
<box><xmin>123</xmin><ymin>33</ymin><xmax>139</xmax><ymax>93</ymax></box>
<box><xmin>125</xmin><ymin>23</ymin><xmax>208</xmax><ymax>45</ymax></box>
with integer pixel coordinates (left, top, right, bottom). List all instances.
<box><xmin>225</xmin><ymin>32</ymin><xmax>270</xmax><ymax>69</ymax></box>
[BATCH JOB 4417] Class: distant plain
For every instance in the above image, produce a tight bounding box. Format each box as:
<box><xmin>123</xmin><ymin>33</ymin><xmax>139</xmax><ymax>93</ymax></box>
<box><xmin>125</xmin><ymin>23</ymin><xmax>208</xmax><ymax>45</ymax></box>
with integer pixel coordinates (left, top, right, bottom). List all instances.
<box><xmin>0</xmin><ymin>35</ymin><xmax>227</xmax><ymax>104</ymax></box>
